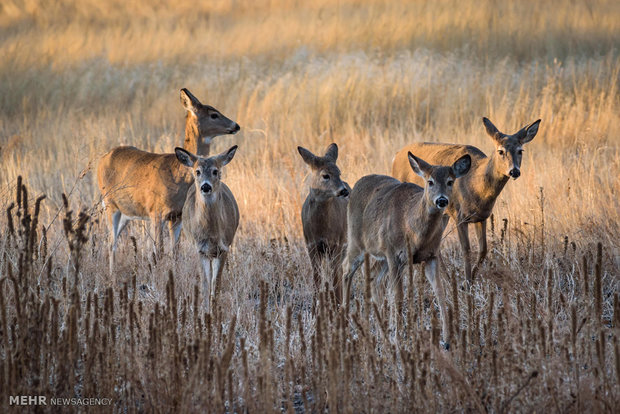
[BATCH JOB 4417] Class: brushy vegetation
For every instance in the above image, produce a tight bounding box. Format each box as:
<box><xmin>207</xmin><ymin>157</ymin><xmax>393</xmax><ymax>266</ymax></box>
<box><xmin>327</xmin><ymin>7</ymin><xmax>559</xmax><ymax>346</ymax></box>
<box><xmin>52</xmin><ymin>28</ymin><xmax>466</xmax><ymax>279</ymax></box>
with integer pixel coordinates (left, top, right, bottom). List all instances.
<box><xmin>0</xmin><ymin>0</ymin><xmax>619</xmax><ymax>412</ymax></box>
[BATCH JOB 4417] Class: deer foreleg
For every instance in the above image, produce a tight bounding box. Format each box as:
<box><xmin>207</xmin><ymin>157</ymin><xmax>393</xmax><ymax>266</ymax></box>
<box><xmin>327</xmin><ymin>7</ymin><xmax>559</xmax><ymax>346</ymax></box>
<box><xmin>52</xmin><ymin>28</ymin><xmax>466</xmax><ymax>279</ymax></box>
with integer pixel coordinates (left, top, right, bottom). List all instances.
<box><xmin>472</xmin><ymin>220</ymin><xmax>488</xmax><ymax>279</ymax></box>
<box><xmin>201</xmin><ymin>257</ymin><xmax>212</xmax><ymax>311</ymax></box>
<box><xmin>210</xmin><ymin>252</ymin><xmax>227</xmax><ymax>310</ymax></box>
<box><xmin>424</xmin><ymin>258</ymin><xmax>449</xmax><ymax>349</ymax></box>
<box><xmin>457</xmin><ymin>222</ymin><xmax>473</xmax><ymax>284</ymax></box>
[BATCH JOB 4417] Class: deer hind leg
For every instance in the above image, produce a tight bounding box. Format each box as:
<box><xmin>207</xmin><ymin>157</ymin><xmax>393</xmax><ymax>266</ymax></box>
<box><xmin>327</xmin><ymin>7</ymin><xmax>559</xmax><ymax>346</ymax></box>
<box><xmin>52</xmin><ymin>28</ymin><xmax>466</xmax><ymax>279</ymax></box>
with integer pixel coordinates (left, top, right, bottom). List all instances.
<box><xmin>375</xmin><ymin>259</ymin><xmax>389</xmax><ymax>285</ymax></box>
<box><xmin>457</xmin><ymin>222</ymin><xmax>473</xmax><ymax>284</ymax></box>
<box><xmin>342</xmin><ymin>247</ymin><xmax>364</xmax><ymax>312</ymax></box>
<box><xmin>150</xmin><ymin>215</ymin><xmax>165</xmax><ymax>262</ymax></box>
<box><xmin>201</xmin><ymin>256</ymin><xmax>213</xmax><ymax>311</ymax></box>
<box><xmin>168</xmin><ymin>218</ymin><xmax>182</xmax><ymax>256</ymax></box>
<box><xmin>472</xmin><ymin>220</ymin><xmax>488</xmax><ymax>280</ymax></box>
<box><xmin>107</xmin><ymin>209</ymin><xmax>130</xmax><ymax>274</ymax></box>
<box><xmin>424</xmin><ymin>257</ymin><xmax>449</xmax><ymax>349</ymax></box>
<box><xmin>106</xmin><ymin>209</ymin><xmax>121</xmax><ymax>274</ymax></box>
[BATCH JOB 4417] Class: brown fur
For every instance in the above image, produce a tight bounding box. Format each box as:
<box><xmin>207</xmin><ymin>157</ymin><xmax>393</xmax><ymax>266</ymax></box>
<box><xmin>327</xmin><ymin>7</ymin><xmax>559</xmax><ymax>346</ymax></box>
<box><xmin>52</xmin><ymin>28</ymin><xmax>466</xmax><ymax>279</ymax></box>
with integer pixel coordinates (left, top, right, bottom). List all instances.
<box><xmin>391</xmin><ymin>117</ymin><xmax>540</xmax><ymax>283</ymax></box>
<box><xmin>177</xmin><ymin>146</ymin><xmax>239</xmax><ymax>310</ymax></box>
<box><xmin>97</xmin><ymin>88</ymin><xmax>239</xmax><ymax>273</ymax></box>
<box><xmin>298</xmin><ymin>143</ymin><xmax>349</xmax><ymax>303</ymax></box>
<box><xmin>345</xmin><ymin>152</ymin><xmax>471</xmax><ymax>347</ymax></box>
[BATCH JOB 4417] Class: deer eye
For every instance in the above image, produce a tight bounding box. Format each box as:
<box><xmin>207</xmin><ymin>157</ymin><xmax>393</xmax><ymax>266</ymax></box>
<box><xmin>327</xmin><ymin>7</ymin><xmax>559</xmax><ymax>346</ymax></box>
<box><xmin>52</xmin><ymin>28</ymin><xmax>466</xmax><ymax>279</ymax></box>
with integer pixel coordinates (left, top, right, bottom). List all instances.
<box><xmin>518</xmin><ymin>149</ymin><xmax>524</xmax><ymax>155</ymax></box>
<box><xmin>498</xmin><ymin>149</ymin><xmax>505</xmax><ymax>156</ymax></box>
<box><xmin>428</xmin><ymin>180</ymin><xmax>434</xmax><ymax>187</ymax></box>
<box><xmin>212</xmin><ymin>169</ymin><xmax>219</xmax><ymax>176</ymax></box>
<box><xmin>322</xmin><ymin>174</ymin><xmax>330</xmax><ymax>180</ymax></box>
<box><xmin>195</xmin><ymin>170</ymin><xmax>201</xmax><ymax>176</ymax></box>
<box><xmin>210</xmin><ymin>113</ymin><xmax>219</xmax><ymax>119</ymax></box>
<box><xmin>447</xmin><ymin>180</ymin><xmax>454</xmax><ymax>187</ymax></box>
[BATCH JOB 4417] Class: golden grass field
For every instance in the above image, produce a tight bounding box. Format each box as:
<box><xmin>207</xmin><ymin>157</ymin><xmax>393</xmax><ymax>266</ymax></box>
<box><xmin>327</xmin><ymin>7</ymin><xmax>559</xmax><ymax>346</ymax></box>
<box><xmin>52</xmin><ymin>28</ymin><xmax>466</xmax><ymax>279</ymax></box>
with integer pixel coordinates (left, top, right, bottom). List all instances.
<box><xmin>0</xmin><ymin>0</ymin><xmax>619</xmax><ymax>411</ymax></box>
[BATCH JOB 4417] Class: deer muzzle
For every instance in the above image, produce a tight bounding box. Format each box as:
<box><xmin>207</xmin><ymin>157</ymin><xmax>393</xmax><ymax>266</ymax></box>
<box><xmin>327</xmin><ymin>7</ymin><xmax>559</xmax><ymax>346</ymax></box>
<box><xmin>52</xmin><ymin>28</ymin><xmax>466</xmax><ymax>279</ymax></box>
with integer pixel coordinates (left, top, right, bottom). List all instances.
<box><xmin>508</xmin><ymin>168</ymin><xmax>521</xmax><ymax>179</ymax></box>
<box><xmin>435</xmin><ymin>196</ymin><xmax>449</xmax><ymax>209</ymax></box>
<box><xmin>228</xmin><ymin>124</ymin><xmax>240</xmax><ymax>134</ymax></box>
<box><xmin>201</xmin><ymin>182</ymin><xmax>213</xmax><ymax>194</ymax></box>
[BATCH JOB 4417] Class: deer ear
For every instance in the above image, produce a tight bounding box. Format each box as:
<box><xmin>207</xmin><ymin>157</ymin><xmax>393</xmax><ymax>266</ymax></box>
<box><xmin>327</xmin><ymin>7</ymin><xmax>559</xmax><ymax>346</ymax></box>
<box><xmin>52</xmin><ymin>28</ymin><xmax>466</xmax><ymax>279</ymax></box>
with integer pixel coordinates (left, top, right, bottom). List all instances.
<box><xmin>298</xmin><ymin>146</ymin><xmax>321</xmax><ymax>169</ymax></box>
<box><xmin>180</xmin><ymin>88</ymin><xmax>201</xmax><ymax>114</ymax></box>
<box><xmin>175</xmin><ymin>147</ymin><xmax>197</xmax><ymax>167</ymax></box>
<box><xmin>324</xmin><ymin>143</ymin><xmax>338</xmax><ymax>162</ymax></box>
<box><xmin>519</xmin><ymin>119</ymin><xmax>541</xmax><ymax>144</ymax></box>
<box><xmin>408</xmin><ymin>152</ymin><xmax>431</xmax><ymax>179</ymax></box>
<box><xmin>452</xmin><ymin>154</ymin><xmax>471</xmax><ymax>178</ymax></box>
<box><xmin>482</xmin><ymin>117</ymin><xmax>503</xmax><ymax>144</ymax></box>
<box><xmin>218</xmin><ymin>145</ymin><xmax>238</xmax><ymax>166</ymax></box>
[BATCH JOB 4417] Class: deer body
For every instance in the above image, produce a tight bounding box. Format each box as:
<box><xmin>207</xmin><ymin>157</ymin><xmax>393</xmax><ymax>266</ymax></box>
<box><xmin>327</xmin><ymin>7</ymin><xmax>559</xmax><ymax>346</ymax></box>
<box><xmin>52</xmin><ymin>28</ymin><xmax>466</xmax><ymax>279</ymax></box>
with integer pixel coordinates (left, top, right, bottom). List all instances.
<box><xmin>298</xmin><ymin>143</ymin><xmax>349</xmax><ymax>303</ymax></box>
<box><xmin>176</xmin><ymin>146</ymin><xmax>239</xmax><ymax>310</ymax></box>
<box><xmin>391</xmin><ymin>117</ymin><xmax>540</xmax><ymax>283</ymax></box>
<box><xmin>345</xmin><ymin>153</ymin><xmax>471</xmax><ymax>347</ymax></box>
<box><xmin>97</xmin><ymin>89</ymin><xmax>239</xmax><ymax>272</ymax></box>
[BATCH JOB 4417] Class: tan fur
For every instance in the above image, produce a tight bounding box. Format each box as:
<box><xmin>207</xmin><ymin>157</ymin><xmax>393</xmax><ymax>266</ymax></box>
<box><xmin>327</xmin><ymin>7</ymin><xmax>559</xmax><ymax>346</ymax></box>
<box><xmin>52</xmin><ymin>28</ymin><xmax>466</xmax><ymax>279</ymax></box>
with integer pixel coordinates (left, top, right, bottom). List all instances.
<box><xmin>177</xmin><ymin>146</ymin><xmax>239</xmax><ymax>310</ymax></box>
<box><xmin>391</xmin><ymin>117</ymin><xmax>540</xmax><ymax>283</ymax></box>
<box><xmin>298</xmin><ymin>143</ymin><xmax>349</xmax><ymax>303</ymax></box>
<box><xmin>344</xmin><ymin>152</ymin><xmax>471</xmax><ymax>347</ymax></box>
<box><xmin>97</xmin><ymin>88</ymin><xmax>239</xmax><ymax>273</ymax></box>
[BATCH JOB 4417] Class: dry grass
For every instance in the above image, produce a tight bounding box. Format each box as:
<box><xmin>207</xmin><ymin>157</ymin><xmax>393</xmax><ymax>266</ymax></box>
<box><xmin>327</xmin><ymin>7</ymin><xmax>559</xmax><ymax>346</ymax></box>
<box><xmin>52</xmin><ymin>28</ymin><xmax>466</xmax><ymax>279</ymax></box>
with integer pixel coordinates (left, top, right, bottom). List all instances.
<box><xmin>0</xmin><ymin>0</ymin><xmax>619</xmax><ymax>411</ymax></box>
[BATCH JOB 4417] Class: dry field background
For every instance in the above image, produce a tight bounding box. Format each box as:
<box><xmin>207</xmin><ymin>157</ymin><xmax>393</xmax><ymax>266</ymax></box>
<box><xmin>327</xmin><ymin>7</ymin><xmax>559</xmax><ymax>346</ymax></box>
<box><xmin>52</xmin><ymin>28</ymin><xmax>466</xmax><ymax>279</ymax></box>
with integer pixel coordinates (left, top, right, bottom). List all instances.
<box><xmin>0</xmin><ymin>0</ymin><xmax>619</xmax><ymax>412</ymax></box>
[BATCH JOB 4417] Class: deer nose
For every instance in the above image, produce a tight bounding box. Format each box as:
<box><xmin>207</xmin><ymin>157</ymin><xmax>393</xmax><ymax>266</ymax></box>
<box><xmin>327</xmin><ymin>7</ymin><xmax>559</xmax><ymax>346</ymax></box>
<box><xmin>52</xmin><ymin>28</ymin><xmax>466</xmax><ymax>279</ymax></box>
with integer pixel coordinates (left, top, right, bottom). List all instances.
<box><xmin>436</xmin><ymin>197</ymin><xmax>449</xmax><ymax>209</ymax></box>
<box><xmin>229</xmin><ymin>124</ymin><xmax>240</xmax><ymax>134</ymax></box>
<box><xmin>338</xmin><ymin>188</ymin><xmax>349</xmax><ymax>197</ymax></box>
<box><xmin>201</xmin><ymin>183</ymin><xmax>212</xmax><ymax>194</ymax></box>
<box><xmin>509</xmin><ymin>168</ymin><xmax>520</xmax><ymax>178</ymax></box>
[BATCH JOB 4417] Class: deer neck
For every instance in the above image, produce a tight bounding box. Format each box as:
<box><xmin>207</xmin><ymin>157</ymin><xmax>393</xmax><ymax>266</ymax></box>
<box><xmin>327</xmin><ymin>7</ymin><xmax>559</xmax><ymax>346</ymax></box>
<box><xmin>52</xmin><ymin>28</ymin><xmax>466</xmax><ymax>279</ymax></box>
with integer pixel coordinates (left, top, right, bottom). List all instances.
<box><xmin>192</xmin><ymin>187</ymin><xmax>224</xmax><ymax>230</ymax></box>
<box><xmin>184</xmin><ymin>114</ymin><xmax>213</xmax><ymax>156</ymax></box>
<box><xmin>407</xmin><ymin>194</ymin><xmax>444</xmax><ymax>240</ymax></box>
<box><xmin>483</xmin><ymin>155</ymin><xmax>510</xmax><ymax>197</ymax></box>
<box><xmin>464</xmin><ymin>155</ymin><xmax>509</xmax><ymax>205</ymax></box>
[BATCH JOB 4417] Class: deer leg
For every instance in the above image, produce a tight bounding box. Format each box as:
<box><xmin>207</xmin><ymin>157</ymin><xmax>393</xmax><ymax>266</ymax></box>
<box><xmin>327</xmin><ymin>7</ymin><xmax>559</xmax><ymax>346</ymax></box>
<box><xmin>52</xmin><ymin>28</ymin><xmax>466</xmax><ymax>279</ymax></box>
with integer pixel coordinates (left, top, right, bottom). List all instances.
<box><xmin>343</xmin><ymin>249</ymin><xmax>364</xmax><ymax>312</ymax></box>
<box><xmin>457</xmin><ymin>222</ymin><xmax>473</xmax><ymax>284</ymax></box>
<box><xmin>330</xmin><ymin>252</ymin><xmax>344</xmax><ymax>305</ymax></box>
<box><xmin>115</xmin><ymin>214</ymin><xmax>130</xmax><ymax>240</ymax></box>
<box><xmin>210</xmin><ymin>253</ymin><xmax>225</xmax><ymax>306</ymax></box>
<box><xmin>106</xmin><ymin>209</ymin><xmax>121</xmax><ymax>275</ymax></box>
<box><xmin>375</xmin><ymin>260</ymin><xmax>389</xmax><ymax>285</ymax></box>
<box><xmin>308</xmin><ymin>247</ymin><xmax>322</xmax><ymax>293</ymax></box>
<box><xmin>168</xmin><ymin>219</ymin><xmax>182</xmax><ymax>256</ymax></box>
<box><xmin>150</xmin><ymin>216</ymin><xmax>165</xmax><ymax>262</ymax></box>
<box><xmin>424</xmin><ymin>258</ymin><xmax>449</xmax><ymax>349</ymax></box>
<box><xmin>201</xmin><ymin>256</ymin><xmax>212</xmax><ymax>311</ymax></box>
<box><xmin>472</xmin><ymin>220</ymin><xmax>488</xmax><ymax>279</ymax></box>
<box><xmin>387</xmin><ymin>253</ymin><xmax>405</xmax><ymax>320</ymax></box>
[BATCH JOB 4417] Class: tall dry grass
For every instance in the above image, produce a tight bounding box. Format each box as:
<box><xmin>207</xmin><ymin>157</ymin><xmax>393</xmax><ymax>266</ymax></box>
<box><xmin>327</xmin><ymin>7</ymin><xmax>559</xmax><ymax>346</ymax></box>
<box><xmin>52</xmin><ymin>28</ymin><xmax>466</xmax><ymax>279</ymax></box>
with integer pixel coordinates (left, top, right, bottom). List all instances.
<box><xmin>0</xmin><ymin>0</ymin><xmax>619</xmax><ymax>411</ymax></box>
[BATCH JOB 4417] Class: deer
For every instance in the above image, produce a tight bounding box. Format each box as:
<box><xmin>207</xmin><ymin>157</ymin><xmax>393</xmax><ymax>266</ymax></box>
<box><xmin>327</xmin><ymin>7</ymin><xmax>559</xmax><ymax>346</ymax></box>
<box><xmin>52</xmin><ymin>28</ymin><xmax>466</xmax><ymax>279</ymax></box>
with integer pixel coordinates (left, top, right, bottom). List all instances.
<box><xmin>298</xmin><ymin>143</ymin><xmax>350</xmax><ymax>304</ymax></box>
<box><xmin>344</xmin><ymin>152</ymin><xmax>471</xmax><ymax>348</ymax></box>
<box><xmin>391</xmin><ymin>117</ymin><xmax>540</xmax><ymax>284</ymax></box>
<box><xmin>97</xmin><ymin>88</ymin><xmax>240</xmax><ymax>273</ymax></box>
<box><xmin>174</xmin><ymin>145</ymin><xmax>239</xmax><ymax>310</ymax></box>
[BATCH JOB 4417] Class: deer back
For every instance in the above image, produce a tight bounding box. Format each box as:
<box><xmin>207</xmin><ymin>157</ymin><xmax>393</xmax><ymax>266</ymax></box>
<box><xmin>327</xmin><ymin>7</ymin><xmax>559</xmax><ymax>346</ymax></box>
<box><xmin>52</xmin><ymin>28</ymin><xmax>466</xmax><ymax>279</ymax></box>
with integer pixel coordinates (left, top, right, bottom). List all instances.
<box><xmin>348</xmin><ymin>175</ymin><xmax>419</xmax><ymax>257</ymax></box>
<box><xmin>97</xmin><ymin>146</ymin><xmax>192</xmax><ymax>219</ymax></box>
